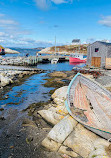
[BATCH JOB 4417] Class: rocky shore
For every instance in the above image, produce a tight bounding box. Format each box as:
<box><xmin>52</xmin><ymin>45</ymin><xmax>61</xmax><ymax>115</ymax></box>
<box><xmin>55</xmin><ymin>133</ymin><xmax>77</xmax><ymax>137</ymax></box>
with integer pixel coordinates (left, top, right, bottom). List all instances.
<box><xmin>39</xmin><ymin>44</ymin><xmax>87</xmax><ymax>55</ymax></box>
<box><xmin>1</xmin><ymin>70</ymin><xmax>111</xmax><ymax>158</ymax></box>
<box><xmin>39</xmin><ymin>86</ymin><xmax>111</xmax><ymax>158</ymax></box>
<box><xmin>26</xmin><ymin>71</ymin><xmax>111</xmax><ymax>158</ymax></box>
<box><xmin>0</xmin><ymin>67</ymin><xmax>43</xmax><ymax>88</ymax></box>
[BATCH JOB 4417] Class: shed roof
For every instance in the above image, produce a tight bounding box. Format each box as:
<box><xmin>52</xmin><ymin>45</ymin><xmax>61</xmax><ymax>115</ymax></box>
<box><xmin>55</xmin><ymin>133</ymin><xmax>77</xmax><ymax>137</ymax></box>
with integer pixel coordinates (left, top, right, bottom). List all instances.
<box><xmin>72</xmin><ymin>39</ymin><xmax>80</xmax><ymax>43</ymax></box>
<box><xmin>98</xmin><ymin>41</ymin><xmax>111</xmax><ymax>46</ymax></box>
<box><xmin>90</xmin><ymin>41</ymin><xmax>111</xmax><ymax>46</ymax></box>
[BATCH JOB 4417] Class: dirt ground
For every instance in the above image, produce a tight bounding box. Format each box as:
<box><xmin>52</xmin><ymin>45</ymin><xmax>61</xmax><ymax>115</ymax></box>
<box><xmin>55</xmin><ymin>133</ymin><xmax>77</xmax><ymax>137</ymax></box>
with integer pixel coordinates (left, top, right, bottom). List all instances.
<box><xmin>0</xmin><ymin>108</ymin><xmax>63</xmax><ymax>158</ymax></box>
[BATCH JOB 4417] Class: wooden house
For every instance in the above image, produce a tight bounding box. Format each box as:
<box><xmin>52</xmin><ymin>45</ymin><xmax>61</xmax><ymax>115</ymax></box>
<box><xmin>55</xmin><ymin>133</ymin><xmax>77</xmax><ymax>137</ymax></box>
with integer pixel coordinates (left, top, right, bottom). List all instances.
<box><xmin>87</xmin><ymin>41</ymin><xmax>111</xmax><ymax>68</ymax></box>
<box><xmin>71</xmin><ymin>39</ymin><xmax>80</xmax><ymax>45</ymax></box>
<box><xmin>0</xmin><ymin>45</ymin><xmax>5</xmax><ymax>55</ymax></box>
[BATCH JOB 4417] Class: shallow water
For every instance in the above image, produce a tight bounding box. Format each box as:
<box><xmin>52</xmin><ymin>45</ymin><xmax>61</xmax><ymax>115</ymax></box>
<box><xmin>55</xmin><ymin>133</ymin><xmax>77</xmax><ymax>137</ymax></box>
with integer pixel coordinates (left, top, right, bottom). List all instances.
<box><xmin>4</xmin><ymin>48</ymin><xmax>37</xmax><ymax>57</ymax></box>
<box><xmin>37</xmin><ymin>62</ymin><xmax>86</xmax><ymax>71</ymax></box>
<box><xmin>0</xmin><ymin>49</ymin><xmax>86</xmax><ymax>110</ymax></box>
<box><xmin>0</xmin><ymin>54</ymin><xmax>86</xmax><ymax>157</ymax></box>
<box><xmin>0</xmin><ymin>72</ymin><xmax>53</xmax><ymax>110</ymax></box>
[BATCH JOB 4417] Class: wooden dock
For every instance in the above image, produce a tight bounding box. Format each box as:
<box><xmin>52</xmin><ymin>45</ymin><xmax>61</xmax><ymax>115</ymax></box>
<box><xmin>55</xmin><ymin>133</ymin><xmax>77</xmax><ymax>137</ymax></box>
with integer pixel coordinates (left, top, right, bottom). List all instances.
<box><xmin>0</xmin><ymin>65</ymin><xmax>42</xmax><ymax>72</ymax></box>
<box><xmin>0</xmin><ymin>55</ymin><xmax>69</xmax><ymax>67</ymax></box>
<box><xmin>24</xmin><ymin>55</ymin><xmax>69</xmax><ymax>65</ymax></box>
<box><xmin>0</xmin><ymin>55</ymin><xmax>69</xmax><ymax>66</ymax></box>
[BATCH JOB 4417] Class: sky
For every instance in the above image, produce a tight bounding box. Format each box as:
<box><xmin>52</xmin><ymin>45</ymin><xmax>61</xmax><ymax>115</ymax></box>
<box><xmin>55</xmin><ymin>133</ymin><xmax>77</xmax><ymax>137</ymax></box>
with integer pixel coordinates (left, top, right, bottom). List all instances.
<box><xmin>0</xmin><ymin>0</ymin><xmax>111</xmax><ymax>48</ymax></box>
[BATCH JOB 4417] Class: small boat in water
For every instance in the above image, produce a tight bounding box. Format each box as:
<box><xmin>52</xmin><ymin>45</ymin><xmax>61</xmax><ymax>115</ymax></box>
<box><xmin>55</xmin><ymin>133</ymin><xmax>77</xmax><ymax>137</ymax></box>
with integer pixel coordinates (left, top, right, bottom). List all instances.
<box><xmin>69</xmin><ymin>54</ymin><xmax>86</xmax><ymax>63</ymax></box>
<box><xmin>51</xmin><ymin>58</ymin><xmax>58</xmax><ymax>64</ymax></box>
<box><xmin>66</xmin><ymin>73</ymin><xmax>111</xmax><ymax>140</ymax></box>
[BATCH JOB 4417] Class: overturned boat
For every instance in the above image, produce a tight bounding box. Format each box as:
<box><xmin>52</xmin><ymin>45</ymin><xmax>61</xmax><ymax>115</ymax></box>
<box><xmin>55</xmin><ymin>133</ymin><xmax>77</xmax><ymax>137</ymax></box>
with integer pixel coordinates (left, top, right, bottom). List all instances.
<box><xmin>65</xmin><ymin>73</ymin><xmax>111</xmax><ymax>140</ymax></box>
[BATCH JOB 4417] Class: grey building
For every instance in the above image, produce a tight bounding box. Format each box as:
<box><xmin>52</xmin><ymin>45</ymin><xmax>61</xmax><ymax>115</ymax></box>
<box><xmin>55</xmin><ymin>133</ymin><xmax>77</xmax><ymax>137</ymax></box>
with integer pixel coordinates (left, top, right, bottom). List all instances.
<box><xmin>72</xmin><ymin>39</ymin><xmax>80</xmax><ymax>45</ymax></box>
<box><xmin>87</xmin><ymin>41</ymin><xmax>111</xmax><ymax>68</ymax></box>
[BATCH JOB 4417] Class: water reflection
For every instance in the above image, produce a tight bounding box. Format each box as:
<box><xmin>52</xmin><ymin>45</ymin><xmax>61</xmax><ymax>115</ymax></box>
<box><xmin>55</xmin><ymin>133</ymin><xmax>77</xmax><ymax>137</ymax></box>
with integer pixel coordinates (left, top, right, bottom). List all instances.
<box><xmin>0</xmin><ymin>61</ymin><xmax>85</xmax><ymax>110</ymax></box>
<box><xmin>37</xmin><ymin>62</ymin><xmax>86</xmax><ymax>71</ymax></box>
<box><xmin>69</xmin><ymin>62</ymin><xmax>86</xmax><ymax>68</ymax></box>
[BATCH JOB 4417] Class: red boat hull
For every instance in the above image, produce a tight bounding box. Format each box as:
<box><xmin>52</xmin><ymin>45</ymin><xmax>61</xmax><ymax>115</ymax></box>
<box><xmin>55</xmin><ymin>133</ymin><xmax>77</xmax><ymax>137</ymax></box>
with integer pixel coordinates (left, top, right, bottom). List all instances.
<box><xmin>69</xmin><ymin>57</ymin><xmax>86</xmax><ymax>63</ymax></box>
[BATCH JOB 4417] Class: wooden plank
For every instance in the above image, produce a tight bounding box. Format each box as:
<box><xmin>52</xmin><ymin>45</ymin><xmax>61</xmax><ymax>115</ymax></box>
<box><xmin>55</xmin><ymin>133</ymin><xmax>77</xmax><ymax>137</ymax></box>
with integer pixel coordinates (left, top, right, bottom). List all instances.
<box><xmin>91</xmin><ymin>57</ymin><xmax>101</xmax><ymax>67</ymax></box>
<box><xmin>105</xmin><ymin>58</ymin><xmax>111</xmax><ymax>69</ymax></box>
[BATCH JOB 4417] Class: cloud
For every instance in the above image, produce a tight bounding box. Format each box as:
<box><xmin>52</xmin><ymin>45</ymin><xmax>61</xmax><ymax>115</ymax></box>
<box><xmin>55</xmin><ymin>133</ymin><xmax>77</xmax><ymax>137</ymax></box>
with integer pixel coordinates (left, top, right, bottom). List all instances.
<box><xmin>0</xmin><ymin>32</ymin><xmax>6</xmax><ymax>36</ymax></box>
<box><xmin>34</xmin><ymin>0</ymin><xmax>49</xmax><ymax>10</ymax></box>
<box><xmin>0</xmin><ymin>14</ymin><xmax>33</xmax><ymax>47</ymax></box>
<box><xmin>99</xmin><ymin>16</ymin><xmax>111</xmax><ymax>27</ymax></box>
<box><xmin>0</xmin><ymin>36</ymin><xmax>54</xmax><ymax>47</ymax></box>
<box><xmin>0</xmin><ymin>13</ymin><xmax>19</xmax><ymax>29</ymax></box>
<box><xmin>19</xmin><ymin>37</ymin><xmax>53</xmax><ymax>46</ymax></box>
<box><xmin>51</xmin><ymin>0</ymin><xmax>73</xmax><ymax>4</ymax></box>
<box><xmin>86</xmin><ymin>38</ymin><xmax>96</xmax><ymax>44</ymax></box>
<box><xmin>51</xmin><ymin>0</ymin><xmax>67</xmax><ymax>4</ymax></box>
<box><xmin>0</xmin><ymin>14</ymin><xmax>5</xmax><ymax>17</ymax></box>
<box><xmin>0</xmin><ymin>12</ymin><xmax>60</xmax><ymax>47</ymax></box>
<box><xmin>0</xmin><ymin>19</ymin><xmax>18</xmax><ymax>25</ymax></box>
<box><xmin>34</xmin><ymin>0</ymin><xmax>73</xmax><ymax>10</ymax></box>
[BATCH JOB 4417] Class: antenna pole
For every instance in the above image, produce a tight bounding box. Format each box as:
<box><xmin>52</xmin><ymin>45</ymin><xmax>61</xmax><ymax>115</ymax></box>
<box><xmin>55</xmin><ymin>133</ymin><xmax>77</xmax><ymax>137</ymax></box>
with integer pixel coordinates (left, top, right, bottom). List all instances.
<box><xmin>55</xmin><ymin>36</ymin><xmax>56</xmax><ymax>54</ymax></box>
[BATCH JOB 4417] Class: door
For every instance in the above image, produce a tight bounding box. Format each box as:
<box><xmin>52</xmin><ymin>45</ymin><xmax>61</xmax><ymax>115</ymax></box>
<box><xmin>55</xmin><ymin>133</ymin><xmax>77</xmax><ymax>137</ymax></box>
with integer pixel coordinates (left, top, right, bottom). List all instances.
<box><xmin>105</xmin><ymin>58</ymin><xmax>111</xmax><ymax>69</ymax></box>
<box><xmin>91</xmin><ymin>57</ymin><xmax>101</xmax><ymax>67</ymax></box>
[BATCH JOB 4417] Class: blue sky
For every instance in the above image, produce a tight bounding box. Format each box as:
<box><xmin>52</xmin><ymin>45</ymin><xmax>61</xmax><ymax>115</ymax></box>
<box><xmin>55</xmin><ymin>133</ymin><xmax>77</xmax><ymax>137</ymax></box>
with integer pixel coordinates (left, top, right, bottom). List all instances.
<box><xmin>0</xmin><ymin>0</ymin><xmax>111</xmax><ymax>48</ymax></box>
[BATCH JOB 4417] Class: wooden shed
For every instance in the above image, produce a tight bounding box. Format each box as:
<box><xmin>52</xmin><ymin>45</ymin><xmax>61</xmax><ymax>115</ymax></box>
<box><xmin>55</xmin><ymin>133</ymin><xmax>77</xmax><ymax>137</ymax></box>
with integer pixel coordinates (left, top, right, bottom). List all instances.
<box><xmin>86</xmin><ymin>41</ymin><xmax>111</xmax><ymax>68</ymax></box>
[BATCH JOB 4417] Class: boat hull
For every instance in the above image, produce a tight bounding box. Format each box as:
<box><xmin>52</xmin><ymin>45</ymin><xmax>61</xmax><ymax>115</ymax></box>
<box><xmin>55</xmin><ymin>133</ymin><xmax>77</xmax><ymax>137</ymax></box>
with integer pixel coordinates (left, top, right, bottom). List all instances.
<box><xmin>69</xmin><ymin>57</ymin><xmax>86</xmax><ymax>63</ymax></box>
<box><xmin>65</xmin><ymin>73</ymin><xmax>111</xmax><ymax>140</ymax></box>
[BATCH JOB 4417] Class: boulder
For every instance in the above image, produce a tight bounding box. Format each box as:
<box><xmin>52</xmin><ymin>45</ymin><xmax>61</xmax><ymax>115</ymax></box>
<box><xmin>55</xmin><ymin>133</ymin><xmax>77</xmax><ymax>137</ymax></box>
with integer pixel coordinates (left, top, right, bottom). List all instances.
<box><xmin>88</xmin><ymin>138</ymin><xmax>111</xmax><ymax>158</ymax></box>
<box><xmin>38</xmin><ymin>110</ymin><xmax>64</xmax><ymax>125</ymax></box>
<box><xmin>47</xmin><ymin>115</ymin><xmax>78</xmax><ymax>144</ymax></box>
<box><xmin>58</xmin><ymin>146</ymin><xmax>79</xmax><ymax>158</ymax></box>
<box><xmin>0</xmin><ymin>75</ymin><xmax>12</xmax><ymax>86</ymax></box>
<box><xmin>93</xmin><ymin>138</ymin><xmax>110</xmax><ymax>149</ymax></box>
<box><xmin>55</xmin><ymin>103</ymin><xmax>68</xmax><ymax>116</ymax></box>
<box><xmin>64</xmin><ymin>124</ymin><xmax>98</xmax><ymax>158</ymax></box>
<box><xmin>41</xmin><ymin>137</ymin><xmax>61</xmax><ymax>151</ymax></box>
<box><xmin>48</xmin><ymin>103</ymin><xmax>68</xmax><ymax>116</ymax></box>
<box><xmin>51</xmin><ymin>86</ymin><xmax>68</xmax><ymax>105</ymax></box>
<box><xmin>88</xmin><ymin>149</ymin><xmax>108</xmax><ymax>158</ymax></box>
<box><xmin>40</xmin><ymin>85</ymin><xmax>111</xmax><ymax>158</ymax></box>
<box><xmin>49</xmin><ymin>71</ymin><xmax>67</xmax><ymax>78</ymax></box>
<box><xmin>22</xmin><ymin>118</ymin><xmax>37</xmax><ymax>128</ymax></box>
<box><xmin>89</xmin><ymin>156</ymin><xmax>109</xmax><ymax>158</ymax></box>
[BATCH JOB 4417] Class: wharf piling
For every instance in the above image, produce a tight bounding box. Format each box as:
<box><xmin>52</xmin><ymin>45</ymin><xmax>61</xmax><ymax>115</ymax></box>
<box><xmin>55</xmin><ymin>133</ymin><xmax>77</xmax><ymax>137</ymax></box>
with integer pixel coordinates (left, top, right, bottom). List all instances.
<box><xmin>0</xmin><ymin>55</ymin><xmax>69</xmax><ymax>66</ymax></box>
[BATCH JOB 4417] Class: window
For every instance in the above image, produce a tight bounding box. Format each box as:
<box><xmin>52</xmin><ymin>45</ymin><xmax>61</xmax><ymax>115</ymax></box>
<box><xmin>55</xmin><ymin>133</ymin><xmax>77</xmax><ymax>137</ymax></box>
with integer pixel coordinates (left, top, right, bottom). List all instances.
<box><xmin>95</xmin><ymin>48</ymin><xmax>99</xmax><ymax>52</ymax></box>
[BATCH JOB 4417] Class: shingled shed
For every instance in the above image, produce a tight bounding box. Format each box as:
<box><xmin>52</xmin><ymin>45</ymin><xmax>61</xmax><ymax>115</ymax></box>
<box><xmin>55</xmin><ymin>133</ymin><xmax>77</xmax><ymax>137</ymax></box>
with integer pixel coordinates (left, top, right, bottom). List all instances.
<box><xmin>86</xmin><ymin>41</ymin><xmax>111</xmax><ymax>68</ymax></box>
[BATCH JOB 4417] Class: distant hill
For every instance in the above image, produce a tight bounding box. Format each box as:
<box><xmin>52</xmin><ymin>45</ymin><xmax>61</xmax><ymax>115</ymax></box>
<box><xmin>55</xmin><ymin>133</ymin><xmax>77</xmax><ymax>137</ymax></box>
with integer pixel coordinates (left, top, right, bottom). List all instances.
<box><xmin>39</xmin><ymin>44</ymin><xmax>88</xmax><ymax>55</ymax></box>
<box><xmin>5</xmin><ymin>48</ymin><xmax>20</xmax><ymax>54</ymax></box>
<box><xmin>33</xmin><ymin>47</ymin><xmax>45</xmax><ymax>51</ymax></box>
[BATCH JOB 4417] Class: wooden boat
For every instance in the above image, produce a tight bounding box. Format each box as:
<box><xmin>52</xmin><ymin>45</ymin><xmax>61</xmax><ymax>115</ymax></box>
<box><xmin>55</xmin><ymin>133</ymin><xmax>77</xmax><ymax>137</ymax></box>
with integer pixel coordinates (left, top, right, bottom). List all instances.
<box><xmin>69</xmin><ymin>54</ymin><xmax>87</xmax><ymax>63</ymax></box>
<box><xmin>51</xmin><ymin>58</ymin><xmax>58</xmax><ymax>64</ymax></box>
<box><xmin>65</xmin><ymin>73</ymin><xmax>111</xmax><ymax>140</ymax></box>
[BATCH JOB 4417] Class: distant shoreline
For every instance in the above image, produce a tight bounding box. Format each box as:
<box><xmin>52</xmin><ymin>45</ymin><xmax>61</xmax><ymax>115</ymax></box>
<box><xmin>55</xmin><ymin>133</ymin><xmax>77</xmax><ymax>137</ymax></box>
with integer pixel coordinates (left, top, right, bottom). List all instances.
<box><xmin>5</xmin><ymin>48</ymin><xmax>20</xmax><ymax>54</ymax></box>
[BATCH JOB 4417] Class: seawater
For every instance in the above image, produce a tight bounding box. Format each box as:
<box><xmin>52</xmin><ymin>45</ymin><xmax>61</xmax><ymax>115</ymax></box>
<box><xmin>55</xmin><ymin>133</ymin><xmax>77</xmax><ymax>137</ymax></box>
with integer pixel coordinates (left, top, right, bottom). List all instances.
<box><xmin>0</xmin><ymin>48</ymin><xmax>86</xmax><ymax>110</ymax></box>
<box><xmin>4</xmin><ymin>48</ymin><xmax>47</xmax><ymax>57</ymax></box>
